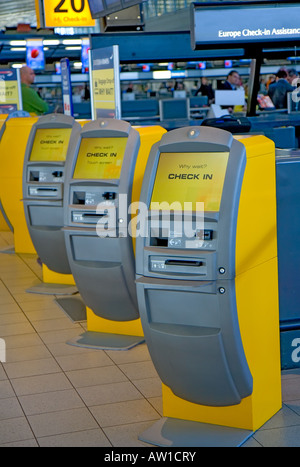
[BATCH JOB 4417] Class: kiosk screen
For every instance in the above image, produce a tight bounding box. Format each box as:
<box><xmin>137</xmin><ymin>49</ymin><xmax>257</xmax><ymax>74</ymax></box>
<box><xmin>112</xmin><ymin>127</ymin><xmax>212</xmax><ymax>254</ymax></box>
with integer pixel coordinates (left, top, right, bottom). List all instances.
<box><xmin>30</xmin><ymin>128</ymin><xmax>72</xmax><ymax>162</ymax></box>
<box><xmin>73</xmin><ymin>137</ymin><xmax>128</xmax><ymax>180</ymax></box>
<box><xmin>150</xmin><ymin>152</ymin><xmax>229</xmax><ymax>212</ymax></box>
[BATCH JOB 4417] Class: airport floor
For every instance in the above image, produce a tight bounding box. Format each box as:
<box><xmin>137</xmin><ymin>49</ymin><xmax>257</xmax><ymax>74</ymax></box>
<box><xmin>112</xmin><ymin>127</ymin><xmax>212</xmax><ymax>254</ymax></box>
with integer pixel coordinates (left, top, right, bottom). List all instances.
<box><xmin>0</xmin><ymin>230</ymin><xmax>300</xmax><ymax>448</ymax></box>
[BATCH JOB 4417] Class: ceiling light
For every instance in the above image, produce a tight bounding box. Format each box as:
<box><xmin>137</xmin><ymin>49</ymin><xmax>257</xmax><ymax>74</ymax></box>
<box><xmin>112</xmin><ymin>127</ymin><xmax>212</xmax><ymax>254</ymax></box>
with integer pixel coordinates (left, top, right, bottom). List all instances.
<box><xmin>43</xmin><ymin>40</ymin><xmax>60</xmax><ymax>46</ymax></box>
<box><xmin>10</xmin><ymin>41</ymin><xmax>26</xmax><ymax>46</ymax></box>
<box><xmin>63</xmin><ymin>39</ymin><xmax>82</xmax><ymax>45</ymax></box>
<box><xmin>153</xmin><ymin>70</ymin><xmax>172</xmax><ymax>80</ymax></box>
<box><xmin>65</xmin><ymin>46</ymin><xmax>82</xmax><ymax>50</ymax></box>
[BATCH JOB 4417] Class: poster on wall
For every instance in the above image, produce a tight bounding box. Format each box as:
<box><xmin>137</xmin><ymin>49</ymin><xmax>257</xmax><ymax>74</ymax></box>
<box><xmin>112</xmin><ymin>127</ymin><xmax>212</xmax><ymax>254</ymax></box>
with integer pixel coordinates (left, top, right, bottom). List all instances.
<box><xmin>81</xmin><ymin>38</ymin><xmax>90</xmax><ymax>74</ymax></box>
<box><xmin>89</xmin><ymin>45</ymin><xmax>121</xmax><ymax>120</ymax></box>
<box><xmin>26</xmin><ymin>39</ymin><xmax>45</xmax><ymax>70</ymax></box>
<box><xmin>0</xmin><ymin>69</ymin><xmax>22</xmax><ymax>114</ymax></box>
<box><xmin>60</xmin><ymin>58</ymin><xmax>74</xmax><ymax>117</ymax></box>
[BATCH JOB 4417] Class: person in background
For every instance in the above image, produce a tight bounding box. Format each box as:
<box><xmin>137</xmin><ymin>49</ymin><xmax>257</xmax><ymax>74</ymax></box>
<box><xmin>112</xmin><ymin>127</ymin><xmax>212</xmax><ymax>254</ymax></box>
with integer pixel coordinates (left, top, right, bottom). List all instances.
<box><xmin>268</xmin><ymin>69</ymin><xmax>294</xmax><ymax>109</ymax></box>
<box><xmin>218</xmin><ymin>70</ymin><xmax>241</xmax><ymax>113</ymax></box>
<box><xmin>20</xmin><ymin>66</ymin><xmax>49</xmax><ymax>116</ymax></box>
<box><xmin>83</xmin><ymin>83</ymin><xmax>90</xmax><ymax>101</ymax></box>
<box><xmin>287</xmin><ymin>68</ymin><xmax>299</xmax><ymax>86</ymax></box>
<box><xmin>266</xmin><ymin>74</ymin><xmax>276</xmax><ymax>91</ymax></box>
<box><xmin>174</xmin><ymin>81</ymin><xmax>185</xmax><ymax>90</ymax></box>
<box><xmin>195</xmin><ymin>77</ymin><xmax>214</xmax><ymax>103</ymax></box>
<box><xmin>220</xmin><ymin>70</ymin><xmax>241</xmax><ymax>90</ymax></box>
<box><xmin>259</xmin><ymin>77</ymin><xmax>268</xmax><ymax>95</ymax></box>
<box><xmin>126</xmin><ymin>83</ymin><xmax>134</xmax><ymax>93</ymax></box>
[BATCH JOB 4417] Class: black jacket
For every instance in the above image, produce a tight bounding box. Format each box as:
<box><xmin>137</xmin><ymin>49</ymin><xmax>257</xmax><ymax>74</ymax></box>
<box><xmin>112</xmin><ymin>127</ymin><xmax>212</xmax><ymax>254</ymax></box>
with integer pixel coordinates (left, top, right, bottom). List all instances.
<box><xmin>219</xmin><ymin>80</ymin><xmax>235</xmax><ymax>90</ymax></box>
<box><xmin>268</xmin><ymin>79</ymin><xmax>294</xmax><ymax>109</ymax></box>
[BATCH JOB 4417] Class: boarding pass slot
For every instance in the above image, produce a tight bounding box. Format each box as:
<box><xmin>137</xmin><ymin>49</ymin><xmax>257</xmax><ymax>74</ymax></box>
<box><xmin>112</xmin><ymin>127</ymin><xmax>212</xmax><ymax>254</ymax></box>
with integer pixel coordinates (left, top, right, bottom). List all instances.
<box><xmin>28</xmin><ymin>186</ymin><xmax>60</xmax><ymax>198</ymax></box>
<box><xmin>149</xmin><ymin>255</ymin><xmax>207</xmax><ymax>276</ymax></box>
<box><xmin>72</xmin><ymin>211</ymin><xmax>107</xmax><ymax>224</ymax></box>
<box><xmin>165</xmin><ymin>260</ymin><xmax>203</xmax><ymax>267</ymax></box>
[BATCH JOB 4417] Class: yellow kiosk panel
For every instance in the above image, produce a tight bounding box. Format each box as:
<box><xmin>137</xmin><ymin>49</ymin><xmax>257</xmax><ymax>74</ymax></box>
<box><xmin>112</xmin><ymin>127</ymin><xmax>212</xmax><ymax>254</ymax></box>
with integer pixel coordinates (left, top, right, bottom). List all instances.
<box><xmin>0</xmin><ymin>117</ymin><xmax>38</xmax><ymax>253</ymax></box>
<box><xmin>0</xmin><ymin>115</ymin><xmax>9</xmax><ymax>231</ymax></box>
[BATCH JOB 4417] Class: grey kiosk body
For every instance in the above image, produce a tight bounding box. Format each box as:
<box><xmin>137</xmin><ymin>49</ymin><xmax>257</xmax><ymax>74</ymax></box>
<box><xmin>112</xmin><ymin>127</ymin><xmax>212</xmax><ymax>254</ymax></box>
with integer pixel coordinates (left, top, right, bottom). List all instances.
<box><xmin>136</xmin><ymin>126</ymin><xmax>253</xmax><ymax>409</ymax></box>
<box><xmin>23</xmin><ymin>114</ymin><xmax>81</xmax><ymax>275</ymax></box>
<box><xmin>63</xmin><ymin>119</ymin><xmax>141</xmax><ymax>336</ymax></box>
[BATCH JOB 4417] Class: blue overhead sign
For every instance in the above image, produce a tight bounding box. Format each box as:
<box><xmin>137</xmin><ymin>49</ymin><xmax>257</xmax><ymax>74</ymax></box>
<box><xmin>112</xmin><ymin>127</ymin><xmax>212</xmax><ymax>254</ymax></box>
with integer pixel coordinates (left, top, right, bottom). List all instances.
<box><xmin>191</xmin><ymin>2</ymin><xmax>300</xmax><ymax>49</ymax></box>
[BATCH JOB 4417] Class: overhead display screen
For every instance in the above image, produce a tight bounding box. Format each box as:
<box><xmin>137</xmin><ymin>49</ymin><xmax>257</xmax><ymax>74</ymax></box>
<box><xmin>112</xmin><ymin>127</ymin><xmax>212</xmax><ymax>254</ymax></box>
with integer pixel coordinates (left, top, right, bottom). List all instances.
<box><xmin>73</xmin><ymin>137</ymin><xmax>127</xmax><ymax>179</ymax></box>
<box><xmin>192</xmin><ymin>2</ymin><xmax>300</xmax><ymax>48</ymax></box>
<box><xmin>150</xmin><ymin>152</ymin><xmax>229</xmax><ymax>212</ymax></box>
<box><xmin>88</xmin><ymin>0</ymin><xmax>144</xmax><ymax>18</ymax></box>
<box><xmin>30</xmin><ymin>128</ymin><xmax>72</xmax><ymax>162</ymax></box>
<box><xmin>39</xmin><ymin>0</ymin><xmax>95</xmax><ymax>28</ymax></box>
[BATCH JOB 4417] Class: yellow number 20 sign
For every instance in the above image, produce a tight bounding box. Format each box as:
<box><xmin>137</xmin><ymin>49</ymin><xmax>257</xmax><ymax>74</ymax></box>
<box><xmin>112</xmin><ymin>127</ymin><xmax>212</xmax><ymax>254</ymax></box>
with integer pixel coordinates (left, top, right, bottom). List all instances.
<box><xmin>37</xmin><ymin>0</ymin><xmax>95</xmax><ymax>28</ymax></box>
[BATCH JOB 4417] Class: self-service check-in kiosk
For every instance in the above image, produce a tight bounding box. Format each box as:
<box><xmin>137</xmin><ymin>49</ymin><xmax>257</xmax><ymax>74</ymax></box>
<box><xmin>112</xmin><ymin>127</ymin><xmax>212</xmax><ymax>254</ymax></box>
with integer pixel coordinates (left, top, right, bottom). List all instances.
<box><xmin>22</xmin><ymin>114</ymin><xmax>81</xmax><ymax>295</ymax></box>
<box><xmin>136</xmin><ymin>127</ymin><xmax>281</xmax><ymax>447</ymax></box>
<box><xmin>0</xmin><ymin>116</ymin><xmax>39</xmax><ymax>253</ymax></box>
<box><xmin>63</xmin><ymin>118</ymin><xmax>161</xmax><ymax>349</ymax></box>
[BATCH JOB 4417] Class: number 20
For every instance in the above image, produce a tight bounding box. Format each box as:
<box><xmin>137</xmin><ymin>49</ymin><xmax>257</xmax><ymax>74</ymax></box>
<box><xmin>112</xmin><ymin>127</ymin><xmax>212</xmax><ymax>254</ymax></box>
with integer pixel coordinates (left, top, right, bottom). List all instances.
<box><xmin>54</xmin><ymin>0</ymin><xmax>85</xmax><ymax>13</ymax></box>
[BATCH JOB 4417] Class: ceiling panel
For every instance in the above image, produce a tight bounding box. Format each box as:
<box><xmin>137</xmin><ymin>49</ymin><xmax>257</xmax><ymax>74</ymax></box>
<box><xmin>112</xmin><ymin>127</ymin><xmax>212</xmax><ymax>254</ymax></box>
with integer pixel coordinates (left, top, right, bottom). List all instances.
<box><xmin>0</xmin><ymin>0</ymin><xmax>37</xmax><ymax>29</ymax></box>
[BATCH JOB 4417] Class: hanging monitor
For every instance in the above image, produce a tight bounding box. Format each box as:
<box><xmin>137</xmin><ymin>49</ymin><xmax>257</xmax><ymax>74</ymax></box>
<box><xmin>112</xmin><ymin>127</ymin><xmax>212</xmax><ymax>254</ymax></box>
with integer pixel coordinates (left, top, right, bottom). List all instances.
<box><xmin>88</xmin><ymin>0</ymin><xmax>146</xmax><ymax>18</ymax></box>
<box><xmin>191</xmin><ymin>1</ymin><xmax>300</xmax><ymax>50</ymax></box>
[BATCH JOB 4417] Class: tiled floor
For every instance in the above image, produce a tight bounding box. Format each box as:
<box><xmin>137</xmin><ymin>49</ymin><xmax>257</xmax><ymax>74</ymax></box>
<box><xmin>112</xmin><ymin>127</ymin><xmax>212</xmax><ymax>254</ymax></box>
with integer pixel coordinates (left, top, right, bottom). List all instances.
<box><xmin>0</xmin><ymin>230</ymin><xmax>300</xmax><ymax>447</ymax></box>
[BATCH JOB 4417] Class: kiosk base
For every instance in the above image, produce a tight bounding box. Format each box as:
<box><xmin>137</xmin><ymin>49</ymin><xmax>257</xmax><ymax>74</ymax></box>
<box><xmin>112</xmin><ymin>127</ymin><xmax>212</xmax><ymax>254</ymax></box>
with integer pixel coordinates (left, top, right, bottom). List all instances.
<box><xmin>0</xmin><ymin>246</ymin><xmax>15</xmax><ymax>254</ymax></box>
<box><xmin>139</xmin><ymin>417</ymin><xmax>253</xmax><ymax>448</ymax></box>
<box><xmin>67</xmin><ymin>331</ymin><xmax>145</xmax><ymax>351</ymax></box>
<box><xmin>26</xmin><ymin>283</ymin><xmax>78</xmax><ymax>296</ymax></box>
<box><xmin>26</xmin><ymin>265</ymin><xmax>78</xmax><ymax>301</ymax></box>
<box><xmin>26</xmin><ymin>265</ymin><xmax>80</xmax><ymax>319</ymax></box>
<box><xmin>66</xmin><ymin>307</ymin><xmax>145</xmax><ymax>350</ymax></box>
<box><xmin>55</xmin><ymin>296</ymin><xmax>87</xmax><ymax>323</ymax></box>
